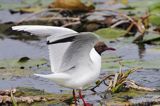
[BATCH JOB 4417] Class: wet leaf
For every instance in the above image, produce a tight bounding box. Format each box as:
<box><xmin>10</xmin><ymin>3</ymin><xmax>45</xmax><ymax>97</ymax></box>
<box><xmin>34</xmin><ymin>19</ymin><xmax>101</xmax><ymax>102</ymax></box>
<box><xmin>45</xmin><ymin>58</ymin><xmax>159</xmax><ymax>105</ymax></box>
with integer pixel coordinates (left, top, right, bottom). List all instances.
<box><xmin>121</xmin><ymin>0</ymin><xmax>128</xmax><ymax>5</ymax></box>
<box><xmin>122</xmin><ymin>59</ymin><xmax>160</xmax><ymax>69</ymax></box>
<box><xmin>0</xmin><ymin>0</ymin><xmax>53</xmax><ymax>12</ymax></box>
<box><xmin>49</xmin><ymin>0</ymin><xmax>95</xmax><ymax>11</ymax></box>
<box><xmin>0</xmin><ymin>58</ymin><xmax>47</xmax><ymax>69</ymax></box>
<box><xmin>142</xmin><ymin>33</ymin><xmax>160</xmax><ymax>44</ymax></box>
<box><xmin>149</xmin><ymin>1</ymin><xmax>160</xmax><ymax>12</ymax></box>
<box><xmin>111</xmin><ymin>83</ymin><xmax>124</xmax><ymax>93</ymax></box>
<box><xmin>0</xmin><ymin>68</ymin><xmax>33</xmax><ymax>80</ymax></box>
<box><xmin>17</xmin><ymin>6</ymin><xmax>43</xmax><ymax>13</ymax></box>
<box><xmin>0</xmin><ymin>58</ymin><xmax>48</xmax><ymax>80</ymax></box>
<box><xmin>149</xmin><ymin>15</ymin><xmax>160</xmax><ymax>26</ymax></box>
<box><xmin>102</xmin><ymin>57</ymin><xmax>160</xmax><ymax>71</ymax></box>
<box><xmin>95</xmin><ymin>28</ymin><xmax>127</xmax><ymax>39</ymax></box>
<box><xmin>148</xmin><ymin>1</ymin><xmax>160</xmax><ymax>26</ymax></box>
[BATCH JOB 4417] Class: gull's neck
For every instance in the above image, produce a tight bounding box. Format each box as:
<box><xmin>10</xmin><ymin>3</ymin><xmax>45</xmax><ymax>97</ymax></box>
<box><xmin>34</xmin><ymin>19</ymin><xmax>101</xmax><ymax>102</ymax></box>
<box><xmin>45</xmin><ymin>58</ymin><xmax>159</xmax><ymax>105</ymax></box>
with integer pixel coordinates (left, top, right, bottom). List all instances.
<box><xmin>90</xmin><ymin>48</ymin><xmax>101</xmax><ymax>69</ymax></box>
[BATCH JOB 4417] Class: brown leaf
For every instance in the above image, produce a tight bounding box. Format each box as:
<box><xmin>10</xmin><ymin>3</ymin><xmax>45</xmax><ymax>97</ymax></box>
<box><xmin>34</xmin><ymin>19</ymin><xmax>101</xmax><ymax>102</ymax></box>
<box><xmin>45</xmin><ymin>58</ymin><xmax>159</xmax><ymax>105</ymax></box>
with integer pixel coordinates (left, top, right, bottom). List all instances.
<box><xmin>48</xmin><ymin>0</ymin><xmax>95</xmax><ymax>11</ymax></box>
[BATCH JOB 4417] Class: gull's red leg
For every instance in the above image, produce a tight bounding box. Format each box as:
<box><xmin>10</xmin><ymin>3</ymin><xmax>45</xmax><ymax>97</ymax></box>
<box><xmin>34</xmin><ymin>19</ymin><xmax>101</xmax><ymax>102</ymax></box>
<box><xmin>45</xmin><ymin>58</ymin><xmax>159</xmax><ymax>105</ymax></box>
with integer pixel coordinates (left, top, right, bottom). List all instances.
<box><xmin>73</xmin><ymin>89</ymin><xmax>77</xmax><ymax>105</ymax></box>
<box><xmin>78</xmin><ymin>90</ymin><xmax>92</xmax><ymax>106</ymax></box>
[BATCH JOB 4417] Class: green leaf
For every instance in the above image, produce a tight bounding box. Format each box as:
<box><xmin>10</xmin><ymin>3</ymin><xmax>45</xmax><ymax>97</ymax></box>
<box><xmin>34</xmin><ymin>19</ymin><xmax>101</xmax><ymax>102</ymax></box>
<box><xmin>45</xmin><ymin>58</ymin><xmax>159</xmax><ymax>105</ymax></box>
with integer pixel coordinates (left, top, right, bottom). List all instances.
<box><xmin>95</xmin><ymin>28</ymin><xmax>127</xmax><ymax>39</ymax></box>
<box><xmin>149</xmin><ymin>15</ymin><xmax>160</xmax><ymax>26</ymax></box>
<box><xmin>0</xmin><ymin>58</ymin><xmax>48</xmax><ymax>80</ymax></box>
<box><xmin>102</xmin><ymin>57</ymin><xmax>160</xmax><ymax>71</ymax></box>
<box><xmin>0</xmin><ymin>0</ymin><xmax>53</xmax><ymax>12</ymax></box>
<box><xmin>142</xmin><ymin>33</ymin><xmax>160</xmax><ymax>44</ymax></box>
<box><xmin>148</xmin><ymin>1</ymin><xmax>160</xmax><ymax>26</ymax></box>
<box><xmin>111</xmin><ymin>83</ymin><xmax>124</xmax><ymax>93</ymax></box>
<box><xmin>0</xmin><ymin>58</ymin><xmax>47</xmax><ymax>68</ymax></box>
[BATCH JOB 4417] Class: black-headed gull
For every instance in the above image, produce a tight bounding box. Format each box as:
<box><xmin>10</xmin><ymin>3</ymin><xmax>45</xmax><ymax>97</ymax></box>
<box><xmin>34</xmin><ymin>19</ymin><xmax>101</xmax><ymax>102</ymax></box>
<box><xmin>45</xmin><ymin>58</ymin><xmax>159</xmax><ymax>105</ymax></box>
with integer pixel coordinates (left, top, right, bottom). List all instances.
<box><xmin>12</xmin><ymin>25</ymin><xmax>115</xmax><ymax>106</ymax></box>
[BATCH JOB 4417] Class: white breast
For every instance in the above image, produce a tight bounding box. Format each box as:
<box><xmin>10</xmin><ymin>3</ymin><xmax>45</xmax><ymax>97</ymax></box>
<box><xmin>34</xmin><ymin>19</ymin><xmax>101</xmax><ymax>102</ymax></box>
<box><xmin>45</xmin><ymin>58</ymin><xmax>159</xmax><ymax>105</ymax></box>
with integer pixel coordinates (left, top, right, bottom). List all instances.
<box><xmin>60</xmin><ymin>48</ymin><xmax>102</xmax><ymax>89</ymax></box>
<box><xmin>90</xmin><ymin>48</ymin><xmax>101</xmax><ymax>71</ymax></box>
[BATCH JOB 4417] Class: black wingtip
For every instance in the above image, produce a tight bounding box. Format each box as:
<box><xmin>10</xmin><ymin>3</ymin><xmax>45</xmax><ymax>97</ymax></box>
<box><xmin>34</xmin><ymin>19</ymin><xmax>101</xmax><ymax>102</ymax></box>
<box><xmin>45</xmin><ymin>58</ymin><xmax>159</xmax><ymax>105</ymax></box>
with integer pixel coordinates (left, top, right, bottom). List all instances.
<box><xmin>47</xmin><ymin>36</ymin><xmax>76</xmax><ymax>45</ymax></box>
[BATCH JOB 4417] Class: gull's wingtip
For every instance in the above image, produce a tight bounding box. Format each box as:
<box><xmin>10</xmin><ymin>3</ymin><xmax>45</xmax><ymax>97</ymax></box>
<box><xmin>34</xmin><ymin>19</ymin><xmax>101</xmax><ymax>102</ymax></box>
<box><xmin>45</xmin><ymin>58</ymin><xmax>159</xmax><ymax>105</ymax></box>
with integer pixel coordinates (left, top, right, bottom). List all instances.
<box><xmin>34</xmin><ymin>73</ymin><xmax>54</xmax><ymax>79</ymax></box>
<box><xmin>12</xmin><ymin>26</ymin><xmax>18</xmax><ymax>30</ymax></box>
<box><xmin>34</xmin><ymin>73</ymin><xmax>43</xmax><ymax>77</ymax></box>
<box><xmin>12</xmin><ymin>25</ymin><xmax>25</xmax><ymax>31</ymax></box>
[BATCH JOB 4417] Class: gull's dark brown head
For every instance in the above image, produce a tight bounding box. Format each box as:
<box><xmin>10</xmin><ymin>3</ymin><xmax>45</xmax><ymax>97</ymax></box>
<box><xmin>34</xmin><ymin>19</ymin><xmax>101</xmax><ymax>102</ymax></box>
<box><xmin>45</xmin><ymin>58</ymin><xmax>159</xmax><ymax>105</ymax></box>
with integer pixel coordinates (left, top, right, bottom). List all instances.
<box><xmin>94</xmin><ymin>41</ymin><xmax>116</xmax><ymax>55</ymax></box>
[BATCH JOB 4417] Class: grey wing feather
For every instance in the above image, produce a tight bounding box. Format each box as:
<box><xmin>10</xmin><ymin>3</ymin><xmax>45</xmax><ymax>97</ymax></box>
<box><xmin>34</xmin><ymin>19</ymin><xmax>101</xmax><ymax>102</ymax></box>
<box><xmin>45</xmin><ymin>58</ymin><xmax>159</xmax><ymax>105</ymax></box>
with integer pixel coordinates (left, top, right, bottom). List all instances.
<box><xmin>12</xmin><ymin>25</ymin><xmax>78</xmax><ymax>73</ymax></box>
<box><xmin>60</xmin><ymin>32</ymin><xmax>99</xmax><ymax>71</ymax></box>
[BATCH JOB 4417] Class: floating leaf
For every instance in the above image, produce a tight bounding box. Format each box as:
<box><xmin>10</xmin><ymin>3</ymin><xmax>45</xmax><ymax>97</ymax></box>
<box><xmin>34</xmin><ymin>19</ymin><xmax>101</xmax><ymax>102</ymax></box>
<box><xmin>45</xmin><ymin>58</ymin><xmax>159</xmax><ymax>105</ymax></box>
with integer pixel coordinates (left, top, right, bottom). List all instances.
<box><xmin>0</xmin><ymin>0</ymin><xmax>53</xmax><ymax>12</ymax></box>
<box><xmin>0</xmin><ymin>68</ymin><xmax>34</xmax><ymax>80</ymax></box>
<box><xmin>17</xmin><ymin>6</ymin><xmax>43</xmax><ymax>13</ymax></box>
<box><xmin>142</xmin><ymin>33</ymin><xmax>160</xmax><ymax>44</ymax></box>
<box><xmin>149</xmin><ymin>15</ymin><xmax>160</xmax><ymax>26</ymax></box>
<box><xmin>102</xmin><ymin>57</ymin><xmax>160</xmax><ymax>71</ymax></box>
<box><xmin>121</xmin><ymin>0</ymin><xmax>128</xmax><ymax>5</ymax></box>
<box><xmin>149</xmin><ymin>1</ymin><xmax>160</xmax><ymax>26</ymax></box>
<box><xmin>149</xmin><ymin>1</ymin><xmax>160</xmax><ymax>12</ymax></box>
<box><xmin>49</xmin><ymin>0</ymin><xmax>95</xmax><ymax>11</ymax></box>
<box><xmin>0</xmin><ymin>58</ymin><xmax>47</xmax><ymax>69</ymax></box>
<box><xmin>95</xmin><ymin>28</ymin><xmax>127</xmax><ymax>39</ymax></box>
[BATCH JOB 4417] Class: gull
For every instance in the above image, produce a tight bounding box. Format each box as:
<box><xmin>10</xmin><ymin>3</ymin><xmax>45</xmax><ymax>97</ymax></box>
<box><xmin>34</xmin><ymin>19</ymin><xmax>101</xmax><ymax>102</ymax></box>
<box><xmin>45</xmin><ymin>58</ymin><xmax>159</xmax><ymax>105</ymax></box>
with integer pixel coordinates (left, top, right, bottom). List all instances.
<box><xmin>12</xmin><ymin>25</ymin><xmax>115</xmax><ymax>106</ymax></box>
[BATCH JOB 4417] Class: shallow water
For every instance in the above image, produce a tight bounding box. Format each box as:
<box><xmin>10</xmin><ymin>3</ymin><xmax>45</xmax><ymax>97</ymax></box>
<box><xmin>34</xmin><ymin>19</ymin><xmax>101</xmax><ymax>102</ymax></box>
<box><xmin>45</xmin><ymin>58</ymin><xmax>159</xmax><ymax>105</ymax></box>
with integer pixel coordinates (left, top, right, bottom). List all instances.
<box><xmin>0</xmin><ymin>0</ymin><xmax>160</xmax><ymax>105</ymax></box>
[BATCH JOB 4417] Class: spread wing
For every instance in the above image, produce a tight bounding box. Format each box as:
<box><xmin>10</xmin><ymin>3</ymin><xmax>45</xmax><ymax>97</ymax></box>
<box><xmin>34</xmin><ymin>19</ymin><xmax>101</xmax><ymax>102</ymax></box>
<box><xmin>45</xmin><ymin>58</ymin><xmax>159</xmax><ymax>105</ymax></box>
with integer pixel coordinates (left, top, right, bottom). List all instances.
<box><xmin>12</xmin><ymin>25</ymin><xmax>77</xmax><ymax>37</ymax></box>
<box><xmin>59</xmin><ymin>32</ymin><xmax>99</xmax><ymax>72</ymax></box>
<box><xmin>12</xmin><ymin>25</ymin><xmax>77</xmax><ymax>73</ymax></box>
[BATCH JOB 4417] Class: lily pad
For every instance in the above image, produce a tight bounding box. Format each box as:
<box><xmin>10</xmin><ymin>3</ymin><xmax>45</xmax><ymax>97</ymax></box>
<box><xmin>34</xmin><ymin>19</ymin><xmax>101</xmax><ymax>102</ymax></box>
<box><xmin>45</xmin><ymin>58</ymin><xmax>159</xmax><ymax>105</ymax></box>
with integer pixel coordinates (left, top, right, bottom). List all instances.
<box><xmin>148</xmin><ymin>1</ymin><xmax>160</xmax><ymax>26</ymax></box>
<box><xmin>149</xmin><ymin>15</ymin><xmax>160</xmax><ymax>26</ymax></box>
<box><xmin>142</xmin><ymin>33</ymin><xmax>160</xmax><ymax>44</ymax></box>
<box><xmin>0</xmin><ymin>0</ymin><xmax>52</xmax><ymax>10</ymax></box>
<box><xmin>95</xmin><ymin>28</ymin><xmax>127</xmax><ymax>39</ymax></box>
<box><xmin>0</xmin><ymin>0</ymin><xmax>53</xmax><ymax>13</ymax></box>
<box><xmin>102</xmin><ymin>57</ymin><xmax>160</xmax><ymax>71</ymax></box>
<box><xmin>0</xmin><ymin>58</ymin><xmax>47</xmax><ymax>69</ymax></box>
<box><xmin>0</xmin><ymin>68</ymin><xmax>34</xmax><ymax>80</ymax></box>
<box><xmin>104</xmin><ymin>89</ymin><xmax>151</xmax><ymax>105</ymax></box>
<box><xmin>122</xmin><ymin>59</ymin><xmax>160</xmax><ymax>69</ymax></box>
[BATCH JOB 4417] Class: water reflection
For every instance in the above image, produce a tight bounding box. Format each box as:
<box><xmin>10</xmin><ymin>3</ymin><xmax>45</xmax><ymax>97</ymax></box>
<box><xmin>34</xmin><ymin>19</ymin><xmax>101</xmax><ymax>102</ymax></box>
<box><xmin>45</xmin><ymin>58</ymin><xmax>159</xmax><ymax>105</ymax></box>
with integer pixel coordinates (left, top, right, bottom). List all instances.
<box><xmin>137</xmin><ymin>43</ymin><xmax>145</xmax><ymax>59</ymax></box>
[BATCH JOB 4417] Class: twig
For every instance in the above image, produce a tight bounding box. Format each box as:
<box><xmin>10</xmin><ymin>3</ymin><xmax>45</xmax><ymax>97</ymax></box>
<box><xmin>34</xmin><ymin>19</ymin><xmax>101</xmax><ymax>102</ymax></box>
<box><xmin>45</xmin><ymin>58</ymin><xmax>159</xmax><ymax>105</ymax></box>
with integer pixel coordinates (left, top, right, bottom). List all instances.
<box><xmin>90</xmin><ymin>74</ymin><xmax>114</xmax><ymax>92</ymax></box>
<box><xmin>126</xmin><ymin>80</ymin><xmax>159</xmax><ymax>92</ymax></box>
<box><xmin>16</xmin><ymin>9</ymin><xmax>52</xmax><ymax>24</ymax></box>
<box><xmin>62</xmin><ymin>21</ymin><xmax>81</xmax><ymax>27</ymax></box>
<box><xmin>16</xmin><ymin>8</ymin><xmax>81</xmax><ymax>24</ymax></box>
<box><xmin>111</xmin><ymin>20</ymin><xmax>129</xmax><ymax>28</ymax></box>
<box><xmin>113</xmin><ymin>73</ymin><xmax>118</xmax><ymax>87</ymax></box>
<box><xmin>39</xmin><ymin>17</ymin><xmax>80</xmax><ymax>21</ymax></box>
<box><xmin>95</xmin><ymin>8</ymin><xmax>146</xmax><ymax>33</ymax></box>
<box><xmin>133</xmin><ymin>32</ymin><xmax>144</xmax><ymax>43</ymax></box>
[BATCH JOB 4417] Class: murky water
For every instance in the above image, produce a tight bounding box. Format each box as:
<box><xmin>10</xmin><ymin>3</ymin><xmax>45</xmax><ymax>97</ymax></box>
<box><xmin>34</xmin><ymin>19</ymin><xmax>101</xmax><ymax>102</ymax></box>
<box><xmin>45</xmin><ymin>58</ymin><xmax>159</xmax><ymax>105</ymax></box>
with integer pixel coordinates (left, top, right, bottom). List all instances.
<box><xmin>0</xmin><ymin>0</ymin><xmax>160</xmax><ymax>105</ymax></box>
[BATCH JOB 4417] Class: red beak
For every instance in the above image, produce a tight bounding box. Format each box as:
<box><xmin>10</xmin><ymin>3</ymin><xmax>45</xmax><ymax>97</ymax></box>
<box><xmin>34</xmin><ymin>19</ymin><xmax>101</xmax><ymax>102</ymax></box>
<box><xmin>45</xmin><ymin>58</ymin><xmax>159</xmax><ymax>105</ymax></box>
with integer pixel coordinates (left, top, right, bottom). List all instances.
<box><xmin>105</xmin><ymin>47</ymin><xmax>116</xmax><ymax>51</ymax></box>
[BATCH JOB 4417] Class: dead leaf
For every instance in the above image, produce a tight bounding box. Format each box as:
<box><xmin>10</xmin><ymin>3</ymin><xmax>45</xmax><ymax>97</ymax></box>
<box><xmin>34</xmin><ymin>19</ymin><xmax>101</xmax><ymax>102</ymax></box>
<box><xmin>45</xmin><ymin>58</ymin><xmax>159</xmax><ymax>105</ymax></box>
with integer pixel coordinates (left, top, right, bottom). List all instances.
<box><xmin>48</xmin><ymin>0</ymin><xmax>95</xmax><ymax>11</ymax></box>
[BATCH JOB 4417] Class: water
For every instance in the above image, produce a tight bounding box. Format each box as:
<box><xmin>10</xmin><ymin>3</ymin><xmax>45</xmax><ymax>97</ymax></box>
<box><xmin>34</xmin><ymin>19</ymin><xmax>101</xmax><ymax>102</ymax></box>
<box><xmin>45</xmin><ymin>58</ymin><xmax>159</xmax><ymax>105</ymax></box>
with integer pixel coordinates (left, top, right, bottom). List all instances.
<box><xmin>0</xmin><ymin>0</ymin><xmax>160</xmax><ymax>105</ymax></box>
